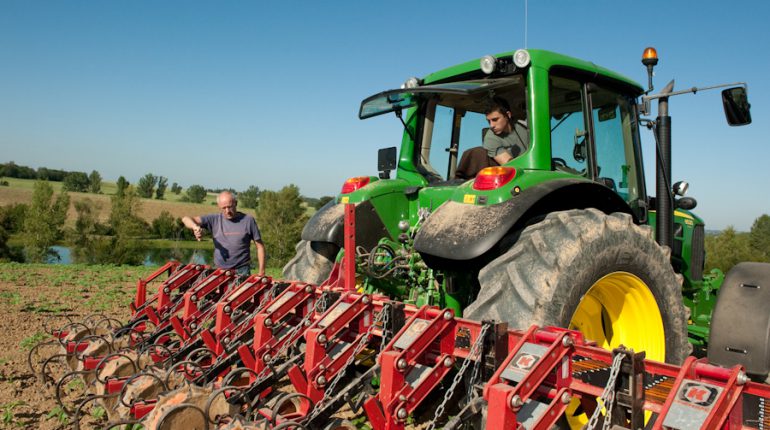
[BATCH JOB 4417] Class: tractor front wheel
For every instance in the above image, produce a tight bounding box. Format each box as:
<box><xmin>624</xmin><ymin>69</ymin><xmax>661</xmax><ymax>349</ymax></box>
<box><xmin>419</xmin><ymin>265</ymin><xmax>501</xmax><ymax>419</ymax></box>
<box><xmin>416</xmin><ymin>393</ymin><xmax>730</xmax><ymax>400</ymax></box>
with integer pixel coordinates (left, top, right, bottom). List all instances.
<box><xmin>464</xmin><ymin>208</ymin><xmax>689</xmax><ymax>365</ymax></box>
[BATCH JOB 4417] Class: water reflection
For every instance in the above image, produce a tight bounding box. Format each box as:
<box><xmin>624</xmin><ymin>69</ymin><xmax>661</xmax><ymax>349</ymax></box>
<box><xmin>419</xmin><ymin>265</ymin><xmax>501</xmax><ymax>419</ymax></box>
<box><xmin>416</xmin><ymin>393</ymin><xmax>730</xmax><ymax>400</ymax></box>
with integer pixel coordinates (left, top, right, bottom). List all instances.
<box><xmin>47</xmin><ymin>246</ymin><xmax>213</xmax><ymax>266</ymax></box>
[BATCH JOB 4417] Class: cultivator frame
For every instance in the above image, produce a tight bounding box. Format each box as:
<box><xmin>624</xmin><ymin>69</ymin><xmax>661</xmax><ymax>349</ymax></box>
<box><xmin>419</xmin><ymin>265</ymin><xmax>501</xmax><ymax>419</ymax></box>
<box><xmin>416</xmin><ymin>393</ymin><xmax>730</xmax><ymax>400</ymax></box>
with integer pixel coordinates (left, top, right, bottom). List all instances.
<box><xmin>31</xmin><ymin>205</ymin><xmax>770</xmax><ymax>430</ymax></box>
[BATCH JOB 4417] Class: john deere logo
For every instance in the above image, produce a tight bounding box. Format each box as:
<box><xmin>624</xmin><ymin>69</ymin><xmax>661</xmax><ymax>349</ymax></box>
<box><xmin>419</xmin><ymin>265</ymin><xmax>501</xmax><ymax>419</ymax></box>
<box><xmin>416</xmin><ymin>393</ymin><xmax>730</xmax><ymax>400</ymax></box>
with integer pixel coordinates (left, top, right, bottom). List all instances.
<box><xmin>512</xmin><ymin>353</ymin><xmax>540</xmax><ymax>370</ymax></box>
<box><xmin>679</xmin><ymin>382</ymin><xmax>718</xmax><ymax>407</ymax></box>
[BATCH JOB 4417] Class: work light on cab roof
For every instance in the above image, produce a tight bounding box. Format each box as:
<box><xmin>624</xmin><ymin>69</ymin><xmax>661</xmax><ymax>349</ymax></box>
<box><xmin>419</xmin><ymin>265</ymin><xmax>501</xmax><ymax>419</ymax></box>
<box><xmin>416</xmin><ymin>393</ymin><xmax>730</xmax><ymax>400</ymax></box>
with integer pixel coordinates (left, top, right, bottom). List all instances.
<box><xmin>472</xmin><ymin>167</ymin><xmax>516</xmax><ymax>191</ymax></box>
<box><xmin>341</xmin><ymin>176</ymin><xmax>371</xmax><ymax>194</ymax></box>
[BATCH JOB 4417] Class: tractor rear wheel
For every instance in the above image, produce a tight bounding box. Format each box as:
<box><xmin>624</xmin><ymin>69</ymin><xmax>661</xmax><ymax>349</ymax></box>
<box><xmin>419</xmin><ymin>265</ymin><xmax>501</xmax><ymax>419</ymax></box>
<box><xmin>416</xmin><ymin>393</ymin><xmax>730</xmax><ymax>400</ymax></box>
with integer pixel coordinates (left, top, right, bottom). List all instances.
<box><xmin>282</xmin><ymin>240</ymin><xmax>339</xmax><ymax>284</ymax></box>
<box><xmin>464</xmin><ymin>208</ymin><xmax>689</xmax><ymax>365</ymax></box>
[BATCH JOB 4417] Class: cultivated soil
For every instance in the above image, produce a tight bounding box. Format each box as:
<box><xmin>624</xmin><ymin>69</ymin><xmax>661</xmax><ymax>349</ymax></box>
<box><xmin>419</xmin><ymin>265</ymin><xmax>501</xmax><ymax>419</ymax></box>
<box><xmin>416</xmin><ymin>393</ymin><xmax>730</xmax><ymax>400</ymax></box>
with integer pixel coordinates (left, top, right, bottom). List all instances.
<box><xmin>0</xmin><ymin>263</ymin><xmax>155</xmax><ymax>429</ymax></box>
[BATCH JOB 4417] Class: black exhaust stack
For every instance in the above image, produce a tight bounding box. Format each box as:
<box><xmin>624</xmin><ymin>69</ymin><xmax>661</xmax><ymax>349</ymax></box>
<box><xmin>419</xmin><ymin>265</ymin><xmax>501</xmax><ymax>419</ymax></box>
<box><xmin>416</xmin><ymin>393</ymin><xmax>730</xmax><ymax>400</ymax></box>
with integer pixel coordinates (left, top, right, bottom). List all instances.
<box><xmin>642</xmin><ymin>47</ymin><xmax>674</xmax><ymax>250</ymax></box>
<box><xmin>656</xmin><ymin>81</ymin><xmax>675</xmax><ymax>250</ymax></box>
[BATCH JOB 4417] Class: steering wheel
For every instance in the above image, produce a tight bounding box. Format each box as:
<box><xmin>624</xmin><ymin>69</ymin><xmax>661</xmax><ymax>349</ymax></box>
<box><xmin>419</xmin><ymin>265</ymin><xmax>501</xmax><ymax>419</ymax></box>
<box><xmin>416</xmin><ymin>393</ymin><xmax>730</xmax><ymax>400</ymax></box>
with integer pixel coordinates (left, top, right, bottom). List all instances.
<box><xmin>552</xmin><ymin>157</ymin><xmax>569</xmax><ymax>169</ymax></box>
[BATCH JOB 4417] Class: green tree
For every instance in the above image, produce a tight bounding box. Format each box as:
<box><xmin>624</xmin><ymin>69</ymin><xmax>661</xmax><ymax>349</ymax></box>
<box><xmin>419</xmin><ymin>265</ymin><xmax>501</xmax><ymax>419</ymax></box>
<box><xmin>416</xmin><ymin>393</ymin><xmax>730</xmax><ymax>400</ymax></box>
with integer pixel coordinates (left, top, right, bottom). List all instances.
<box><xmin>239</xmin><ymin>185</ymin><xmax>260</xmax><ymax>209</ymax></box>
<box><xmin>256</xmin><ymin>185</ymin><xmax>309</xmax><ymax>268</ymax></box>
<box><xmin>152</xmin><ymin>211</ymin><xmax>177</xmax><ymax>239</ymax></box>
<box><xmin>97</xmin><ymin>187</ymin><xmax>146</xmax><ymax>265</ymax></box>
<box><xmin>88</xmin><ymin>170</ymin><xmax>102</xmax><ymax>193</ymax></box>
<box><xmin>137</xmin><ymin>173</ymin><xmax>157</xmax><ymax>198</ymax></box>
<box><xmin>749</xmin><ymin>214</ymin><xmax>770</xmax><ymax>262</ymax></box>
<box><xmin>155</xmin><ymin>176</ymin><xmax>168</xmax><ymax>200</ymax></box>
<box><xmin>70</xmin><ymin>199</ymin><xmax>101</xmax><ymax>263</ymax></box>
<box><xmin>22</xmin><ymin>181</ymin><xmax>70</xmax><ymax>262</ymax></box>
<box><xmin>185</xmin><ymin>185</ymin><xmax>207</xmax><ymax>203</ymax></box>
<box><xmin>171</xmin><ymin>182</ymin><xmax>182</xmax><ymax>195</ymax></box>
<box><xmin>116</xmin><ymin>176</ymin><xmax>129</xmax><ymax>197</ymax></box>
<box><xmin>705</xmin><ymin>226</ymin><xmax>761</xmax><ymax>274</ymax></box>
<box><xmin>62</xmin><ymin>171</ymin><xmax>90</xmax><ymax>192</ymax></box>
<box><xmin>315</xmin><ymin>196</ymin><xmax>334</xmax><ymax>210</ymax></box>
<box><xmin>0</xmin><ymin>204</ymin><xmax>26</xmax><ymax>262</ymax></box>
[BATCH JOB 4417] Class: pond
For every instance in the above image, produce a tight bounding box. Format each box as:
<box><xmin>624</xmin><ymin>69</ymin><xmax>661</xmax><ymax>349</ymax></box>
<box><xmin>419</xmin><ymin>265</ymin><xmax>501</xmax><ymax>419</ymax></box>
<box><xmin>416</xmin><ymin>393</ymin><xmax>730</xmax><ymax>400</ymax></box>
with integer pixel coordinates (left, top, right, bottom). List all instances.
<box><xmin>47</xmin><ymin>246</ymin><xmax>214</xmax><ymax>266</ymax></box>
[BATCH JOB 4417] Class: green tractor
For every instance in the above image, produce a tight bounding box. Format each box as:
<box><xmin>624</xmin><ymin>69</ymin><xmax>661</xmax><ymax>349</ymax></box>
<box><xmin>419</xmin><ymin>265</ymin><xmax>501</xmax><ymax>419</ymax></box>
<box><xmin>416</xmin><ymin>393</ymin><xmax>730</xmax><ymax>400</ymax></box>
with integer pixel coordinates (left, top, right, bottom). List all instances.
<box><xmin>284</xmin><ymin>48</ymin><xmax>768</xmax><ymax>381</ymax></box>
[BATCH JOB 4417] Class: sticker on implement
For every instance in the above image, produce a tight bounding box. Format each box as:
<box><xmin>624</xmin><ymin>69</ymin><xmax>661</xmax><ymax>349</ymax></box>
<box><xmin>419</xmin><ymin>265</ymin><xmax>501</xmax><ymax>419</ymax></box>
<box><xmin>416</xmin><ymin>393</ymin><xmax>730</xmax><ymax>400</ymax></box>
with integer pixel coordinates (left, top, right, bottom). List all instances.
<box><xmin>341</xmin><ymin>196</ymin><xmax>349</xmax><ymax>204</ymax></box>
<box><xmin>266</xmin><ymin>291</ymin><xmax>296</xmax><ymax>314</ymax></box>
<box><xmin>662</xmin><ymin>380</ymin><xmax>723</xmax><ymax>429</ymax></box>
<box><xmin>318</xmin><ymin>302</ymin><xmax>351</xmax><ymax>328</ymax></box>
<box><xmin>394</xmin><ymin>318</ymin><xmax>430</xmax><ymax>350</ymax></box>
<box><xmin>463</xmin><ymin>194</ymin><xmax>476</xmax><ymax>204</ymax></box>
<box><xmin>501</xmin><ymin>343</ymin><xmax>548</xmax><ymax>383</ymax></box>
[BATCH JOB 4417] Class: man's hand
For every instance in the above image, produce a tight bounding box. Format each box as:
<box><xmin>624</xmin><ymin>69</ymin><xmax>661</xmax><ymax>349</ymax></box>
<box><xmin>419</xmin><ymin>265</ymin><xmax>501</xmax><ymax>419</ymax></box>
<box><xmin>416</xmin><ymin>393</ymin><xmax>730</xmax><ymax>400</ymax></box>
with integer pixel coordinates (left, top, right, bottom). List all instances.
<box><xmin>193</xmin><ymin>226</ymin><xmax>203</xmax><ymax>241</ymax></box>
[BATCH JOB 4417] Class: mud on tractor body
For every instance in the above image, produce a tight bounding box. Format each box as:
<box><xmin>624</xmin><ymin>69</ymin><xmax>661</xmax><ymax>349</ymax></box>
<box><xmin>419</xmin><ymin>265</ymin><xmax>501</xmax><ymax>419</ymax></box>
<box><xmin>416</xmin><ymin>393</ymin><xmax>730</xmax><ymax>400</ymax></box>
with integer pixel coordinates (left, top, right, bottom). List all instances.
<box><xmin>30</xmin><ymin>48</ymin><xmax>770</xmax><ymax>429</ymax></box>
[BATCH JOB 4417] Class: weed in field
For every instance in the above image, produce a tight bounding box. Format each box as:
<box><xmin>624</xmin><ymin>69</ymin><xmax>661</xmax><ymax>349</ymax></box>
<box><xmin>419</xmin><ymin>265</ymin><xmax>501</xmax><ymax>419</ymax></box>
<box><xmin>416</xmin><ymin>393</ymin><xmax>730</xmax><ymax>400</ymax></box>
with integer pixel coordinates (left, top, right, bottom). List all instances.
<box><xmin>20</xmin><ymin>332</ymin><xmax>47</xmax><ymax>350</ymax></box>
<box><xmin>0</xmin><ymin>292</ymin><xmax>21</xmax><ymax>305</ymax></box>
<box><xmin>1</xmin><ymin>401</ymin><xmax>24</xmax><ymax>426</ymax></box>
<box><xmin>65</xmin><ymin>377</ymin><xmax>85</xmax><ymax>393</ymax></box>
<box><xmin>21</xmin><ymin>300</ymin><xmax>68</xmax><ymax>314</ymax></box>
<box><xmin>90</xmin><ymin>405</ymin><xmax>106</xmax><ymax>420</ymax></box>
<box><xmin>0</xmin><ymin>358</ymin><xmax>8</xmax><ymax>366</ymax></box>
<box><xmin>45</xmin><ymin>406</ymin><xmax>69</xmax><ymax>424</ymax></box>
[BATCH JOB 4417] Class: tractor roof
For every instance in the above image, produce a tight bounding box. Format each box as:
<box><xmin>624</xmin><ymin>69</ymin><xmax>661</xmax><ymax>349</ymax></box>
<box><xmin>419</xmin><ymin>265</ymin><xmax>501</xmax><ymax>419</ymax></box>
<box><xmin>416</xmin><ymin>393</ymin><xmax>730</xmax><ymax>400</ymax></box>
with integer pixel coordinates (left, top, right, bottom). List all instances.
<box><xmin>422</xmin><ymin>49</ymin><xmax>644</xmax><ymax>95</ymax></box>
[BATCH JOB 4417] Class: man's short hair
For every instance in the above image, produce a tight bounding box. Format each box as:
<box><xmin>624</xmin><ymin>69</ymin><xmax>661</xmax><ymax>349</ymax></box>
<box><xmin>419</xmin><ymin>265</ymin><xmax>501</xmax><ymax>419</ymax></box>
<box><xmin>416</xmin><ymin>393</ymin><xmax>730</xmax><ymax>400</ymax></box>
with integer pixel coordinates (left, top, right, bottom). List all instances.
<box><xmin>484</xmin><ymin>97</ymin><xmax>511</xmax><ymax>115</ymax></box>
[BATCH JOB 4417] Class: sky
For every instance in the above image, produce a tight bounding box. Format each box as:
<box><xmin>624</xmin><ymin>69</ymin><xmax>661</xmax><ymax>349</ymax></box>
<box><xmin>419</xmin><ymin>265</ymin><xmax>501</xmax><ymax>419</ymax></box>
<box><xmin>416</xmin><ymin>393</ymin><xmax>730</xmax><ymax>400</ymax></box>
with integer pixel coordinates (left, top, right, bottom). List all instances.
<box><xmin>1</xmin><ymin>0</ymin><xmax>768</xmax><ymax>231</ymax></box>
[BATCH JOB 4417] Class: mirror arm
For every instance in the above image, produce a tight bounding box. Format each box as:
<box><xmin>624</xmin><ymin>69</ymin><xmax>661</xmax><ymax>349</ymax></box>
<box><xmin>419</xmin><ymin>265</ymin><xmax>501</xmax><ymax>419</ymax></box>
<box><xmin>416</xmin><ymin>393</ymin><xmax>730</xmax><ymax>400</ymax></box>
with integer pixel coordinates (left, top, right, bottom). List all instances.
<box><xmin>642</xmin><ymin>82</ymin><xmax>748</xmax><ymax>102</ymax></box>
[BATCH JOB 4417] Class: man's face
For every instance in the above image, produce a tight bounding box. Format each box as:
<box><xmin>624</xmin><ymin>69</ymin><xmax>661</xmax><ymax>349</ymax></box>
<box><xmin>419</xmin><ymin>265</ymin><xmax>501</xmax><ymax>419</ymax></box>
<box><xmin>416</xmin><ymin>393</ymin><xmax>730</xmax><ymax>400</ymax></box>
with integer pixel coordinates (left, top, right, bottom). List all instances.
<box><xmin>219</xmin><ymin>197</ymin><xmax>237</xmax><ymax>219</ymax></box>
<box><xmin>486</xmin><ymin>110</ymin><xmax>513</xmax><ymax>135</ymax></box>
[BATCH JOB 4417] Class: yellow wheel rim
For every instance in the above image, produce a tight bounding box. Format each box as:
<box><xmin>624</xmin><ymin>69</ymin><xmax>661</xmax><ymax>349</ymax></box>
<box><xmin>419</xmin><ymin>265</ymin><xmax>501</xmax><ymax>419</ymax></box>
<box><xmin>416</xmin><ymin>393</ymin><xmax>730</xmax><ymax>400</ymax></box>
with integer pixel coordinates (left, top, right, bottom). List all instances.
<box><xmin>564</xmin><ymin>271</ymin><xmax>665</xmax><ymax>428</ymax></box>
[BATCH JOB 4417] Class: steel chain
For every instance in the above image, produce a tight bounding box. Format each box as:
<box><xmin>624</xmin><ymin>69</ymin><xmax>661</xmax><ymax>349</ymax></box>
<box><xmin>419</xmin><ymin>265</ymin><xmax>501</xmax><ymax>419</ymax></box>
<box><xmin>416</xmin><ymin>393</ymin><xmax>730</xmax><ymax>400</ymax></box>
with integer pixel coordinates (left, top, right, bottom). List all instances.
<box><xmin>584</xmin><ymin>352</ymin><xmax>624</xmax><ymax>430</ymax></box>
<box><xmin>380</xmin><ymin>303</ymin><xmax>391</xmax><ymax>353</ymax></box>
<box><xmin>305</xmin><ymin>303</ymin><xmax>390</xmax><ymax>424</ymax></box>
<box><xmin>426</xmin><ymin>323</ymin><xmax>490</xmax><ymax>430</ymax></box>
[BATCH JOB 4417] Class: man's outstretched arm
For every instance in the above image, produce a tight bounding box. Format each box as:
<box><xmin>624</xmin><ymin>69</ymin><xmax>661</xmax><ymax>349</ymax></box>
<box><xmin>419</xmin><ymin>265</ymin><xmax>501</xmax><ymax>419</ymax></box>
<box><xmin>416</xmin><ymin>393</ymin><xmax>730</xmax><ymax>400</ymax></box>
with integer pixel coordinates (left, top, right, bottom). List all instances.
<box><xmin>182</xmin><ymin>216</ymin><xmax>204</xmax><ymax>241</ymax></box>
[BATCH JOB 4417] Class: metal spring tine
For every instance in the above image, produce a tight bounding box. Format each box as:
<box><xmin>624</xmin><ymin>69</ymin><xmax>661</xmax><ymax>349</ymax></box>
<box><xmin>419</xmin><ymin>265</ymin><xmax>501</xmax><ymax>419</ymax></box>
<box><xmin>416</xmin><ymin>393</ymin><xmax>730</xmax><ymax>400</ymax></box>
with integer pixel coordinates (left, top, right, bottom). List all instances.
<box><xmin>27</xmin><ymin>339</ymin><xmax>59</xmax><ymax>376</ymax></box>
<box><xmin>72</xmin><ymin>392</ymin><xmax>121</xmax><ymax>430</ymax></box>
<box><xmin>55</xmin><ymin>370</ymin><xmax>92</xmax><ymax>415</ymax></box>
<box><xmin>118</xmin><ymin>371</ymin><xmax>168</xmax><ymax>409</ymax></box>
<box><xmin>103</xmin><ymin>418</ymin><xmax>142</xmax><ymax>430</ymax></box>
<box><xmin>204</xmin><ymin>385</ymin><xmax>246</xmax><ymax>425</ymax></box>
<box><xmin>41</xmin><ymin>353</ymin><xmax>70</xmax><ymax>386</ymax></box>
<box><xmin>94</xmin><ymin>352</ymin><xmax>138</xmax><ymax>385</ymax></box>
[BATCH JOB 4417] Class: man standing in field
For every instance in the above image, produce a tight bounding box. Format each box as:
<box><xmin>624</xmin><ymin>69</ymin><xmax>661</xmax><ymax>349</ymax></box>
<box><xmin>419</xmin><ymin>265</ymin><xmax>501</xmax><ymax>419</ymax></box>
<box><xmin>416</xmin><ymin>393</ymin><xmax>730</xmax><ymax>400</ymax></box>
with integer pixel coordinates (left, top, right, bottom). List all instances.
<box><xmin>182</xmin><ymin>191</ymin><xmax>266</xmax><ymax>276</ymax></box>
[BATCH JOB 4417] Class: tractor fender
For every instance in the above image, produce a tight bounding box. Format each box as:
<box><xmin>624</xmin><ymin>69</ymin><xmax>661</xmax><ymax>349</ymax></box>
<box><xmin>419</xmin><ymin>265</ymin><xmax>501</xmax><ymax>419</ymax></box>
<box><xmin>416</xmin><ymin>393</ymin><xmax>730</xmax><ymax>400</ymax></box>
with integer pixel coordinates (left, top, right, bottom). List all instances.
<box><xmin>708</xmin><ymin>262</ymin><xmax>770</xmax><ymax>381</ymax></box>
<box><xmin>300</xmin><ymin>200</ymin><xmax>389</xmax><ymax>251</ymax></box>
<box><xmin>414</xmin><ymin>179</ymin><xmax>633</xmax><ymax>261</ymax></box>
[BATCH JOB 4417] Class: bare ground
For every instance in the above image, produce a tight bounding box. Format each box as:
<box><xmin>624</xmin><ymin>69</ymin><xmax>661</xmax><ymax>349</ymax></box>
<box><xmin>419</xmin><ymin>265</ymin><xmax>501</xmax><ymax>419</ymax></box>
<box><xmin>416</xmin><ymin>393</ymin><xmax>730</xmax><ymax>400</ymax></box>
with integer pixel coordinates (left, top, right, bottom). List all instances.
<box><xmin>0</xmin><ymin>263</ymin><xmax>155</xmax><ymax>429</ymax></box>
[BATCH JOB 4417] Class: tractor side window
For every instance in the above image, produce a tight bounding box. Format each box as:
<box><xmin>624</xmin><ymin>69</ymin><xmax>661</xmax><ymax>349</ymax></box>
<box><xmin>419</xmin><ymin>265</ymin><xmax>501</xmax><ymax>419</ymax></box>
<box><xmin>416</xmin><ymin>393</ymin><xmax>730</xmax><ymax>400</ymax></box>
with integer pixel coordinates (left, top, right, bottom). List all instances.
<box><xmin>591</xmin><ymin>87</ymin><xmax>641</xmax><ymax>203</ymax></box>
<box><xmin>420</xmin><ymin>104</ymin><xmax>488</xmax><ymax>180</ymax></box>
<box><xmin>549</xmin><ymin>77</ymin><xmax>589</xmax><ymax>176</ymax></box>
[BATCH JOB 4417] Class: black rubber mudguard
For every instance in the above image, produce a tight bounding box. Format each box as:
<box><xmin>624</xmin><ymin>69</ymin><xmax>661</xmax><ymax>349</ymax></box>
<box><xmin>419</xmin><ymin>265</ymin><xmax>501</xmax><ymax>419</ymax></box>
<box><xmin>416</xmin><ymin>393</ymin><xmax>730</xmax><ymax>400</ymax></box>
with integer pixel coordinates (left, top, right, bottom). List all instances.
<box><xmin>301</xmin><ymin>200</ymin><xmax>389</xmax><ymax>251</ymax></box>
<box><xmin>414</xmin><ymin>179</ymin><xmax>631</xmax><ymax>261</ymax></box>
<box><xmin>708</xmin><ymin>262</ymin><xmax>770</xmax><ymax>380</ymax></box>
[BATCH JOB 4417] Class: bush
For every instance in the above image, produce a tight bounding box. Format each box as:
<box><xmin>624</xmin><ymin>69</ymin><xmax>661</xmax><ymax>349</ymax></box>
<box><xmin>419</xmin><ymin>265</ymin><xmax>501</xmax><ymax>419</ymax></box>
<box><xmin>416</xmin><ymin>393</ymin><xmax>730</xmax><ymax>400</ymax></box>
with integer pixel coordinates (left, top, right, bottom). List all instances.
<box><xmin>185</xmin><ymin>185</ymin><xmax>207</xmax><ymax>204</ymax></box>
<box><xmin>152</xmin><ymin>211</ymin><xmax>178</xmax><ymax>239</ymax></box>
<box><xmin>62</xmin><ymin>171</ymin><xmax>90</xmax><ymax>192</ymax></box>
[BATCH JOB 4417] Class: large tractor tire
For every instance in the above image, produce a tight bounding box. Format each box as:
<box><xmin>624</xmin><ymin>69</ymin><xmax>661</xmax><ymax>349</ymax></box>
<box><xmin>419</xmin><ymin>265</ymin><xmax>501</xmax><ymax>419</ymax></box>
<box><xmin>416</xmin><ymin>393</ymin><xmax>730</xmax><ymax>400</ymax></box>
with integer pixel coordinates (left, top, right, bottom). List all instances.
<box><xmin>464</xmin><ymin>208</ymin><xmax>689</xmax><ymax>365</ymax></box>
<box><xmin>282</xmin><ymin>240</ymin><xmax>339</xmax><ymax>284</ymax></box>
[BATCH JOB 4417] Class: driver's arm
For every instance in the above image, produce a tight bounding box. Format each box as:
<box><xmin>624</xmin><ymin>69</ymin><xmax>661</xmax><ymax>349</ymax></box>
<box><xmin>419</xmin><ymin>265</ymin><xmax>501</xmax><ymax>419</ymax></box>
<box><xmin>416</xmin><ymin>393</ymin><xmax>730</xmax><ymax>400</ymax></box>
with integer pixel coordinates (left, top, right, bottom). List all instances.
<box><xmin>493</xmin><ymin>152</ymin><xmax>513</xmax><ymax>165</ymax></box>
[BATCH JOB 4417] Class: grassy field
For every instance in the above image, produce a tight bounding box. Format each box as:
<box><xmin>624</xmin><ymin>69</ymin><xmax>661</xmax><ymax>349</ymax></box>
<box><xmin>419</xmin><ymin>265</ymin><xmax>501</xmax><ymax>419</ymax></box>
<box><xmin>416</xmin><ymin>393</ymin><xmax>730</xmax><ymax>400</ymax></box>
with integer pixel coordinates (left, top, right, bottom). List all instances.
<box><xmin>0</xmin><ymin>177</ymin><xmax>316</xmax><ymax>227</ymax></box>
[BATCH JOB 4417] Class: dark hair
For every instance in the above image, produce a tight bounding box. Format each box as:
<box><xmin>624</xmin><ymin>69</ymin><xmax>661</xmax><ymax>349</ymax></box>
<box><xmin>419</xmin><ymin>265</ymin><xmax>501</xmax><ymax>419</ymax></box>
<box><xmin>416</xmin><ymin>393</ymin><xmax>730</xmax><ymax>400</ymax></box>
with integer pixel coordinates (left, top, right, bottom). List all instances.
<box><xmin>484</xmin><ymin>96</ymin><xmax>511</xmax><ymax>115</ymax></box>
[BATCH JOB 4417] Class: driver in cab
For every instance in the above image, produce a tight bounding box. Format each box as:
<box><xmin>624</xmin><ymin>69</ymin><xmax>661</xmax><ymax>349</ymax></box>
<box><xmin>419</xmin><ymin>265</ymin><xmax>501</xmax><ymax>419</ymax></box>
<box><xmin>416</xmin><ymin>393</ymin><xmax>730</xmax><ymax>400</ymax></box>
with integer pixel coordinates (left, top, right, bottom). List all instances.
<box><xmin>483</xmin><ymin>97</ymin><xmax>528</xmax><ymax>164</ymax></box>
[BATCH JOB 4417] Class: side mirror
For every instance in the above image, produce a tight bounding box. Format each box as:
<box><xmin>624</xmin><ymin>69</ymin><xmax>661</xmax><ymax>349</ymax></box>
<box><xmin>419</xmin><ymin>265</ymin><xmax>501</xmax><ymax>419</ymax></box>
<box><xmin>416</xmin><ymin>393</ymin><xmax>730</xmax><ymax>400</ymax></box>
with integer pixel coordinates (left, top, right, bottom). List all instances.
<box><xmin>722</xmin><ymin>87</ymin><xmax>752</xmax><ymax>126</ymax></box>
<box><xmin>378</xmin><ymin>147</ymin><xmax>397</xmax><ymax>179</ymax></box>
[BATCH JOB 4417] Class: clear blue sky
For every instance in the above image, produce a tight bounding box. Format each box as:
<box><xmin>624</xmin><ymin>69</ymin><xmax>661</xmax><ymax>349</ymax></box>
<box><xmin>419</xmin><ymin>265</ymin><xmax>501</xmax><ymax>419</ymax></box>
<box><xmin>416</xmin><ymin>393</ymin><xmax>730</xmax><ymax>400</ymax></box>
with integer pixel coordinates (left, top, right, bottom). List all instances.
<box><xmin>1</xmin><ymin>0</ymin><xmax>768</xmax><ymax>231</ymax></box>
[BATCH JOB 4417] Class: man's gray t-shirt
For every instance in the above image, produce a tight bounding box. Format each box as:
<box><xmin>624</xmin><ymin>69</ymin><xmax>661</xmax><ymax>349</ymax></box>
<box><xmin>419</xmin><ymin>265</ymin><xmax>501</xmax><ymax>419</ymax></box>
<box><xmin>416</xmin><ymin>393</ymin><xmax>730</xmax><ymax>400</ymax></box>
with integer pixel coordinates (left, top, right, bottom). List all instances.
<box><xmin>483</xmin><ymin>122</ymin><xmax>528</xmax><ymax>159</ymax></box>
<box><xmin>199</xmin><ymin>212</ymin><xmax>261</xmax><ymax>270</ymax></box>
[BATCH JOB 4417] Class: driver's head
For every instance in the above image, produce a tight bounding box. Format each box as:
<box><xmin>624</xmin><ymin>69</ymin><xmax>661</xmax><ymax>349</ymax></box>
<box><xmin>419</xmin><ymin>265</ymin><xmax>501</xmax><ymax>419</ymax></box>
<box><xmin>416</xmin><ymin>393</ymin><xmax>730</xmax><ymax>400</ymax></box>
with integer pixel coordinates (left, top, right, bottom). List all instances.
<box><xmin>484</xmin><ymin>97</ymin><xmax>513</xmax><ymax>136</ymax></box>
